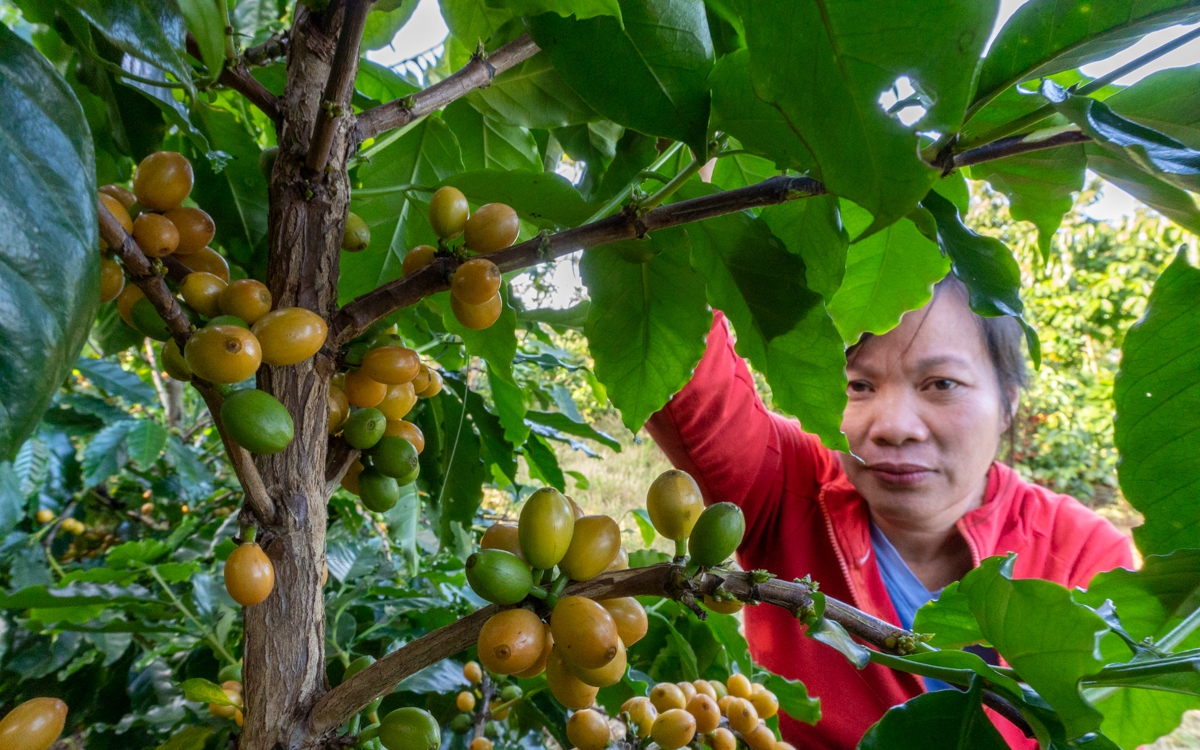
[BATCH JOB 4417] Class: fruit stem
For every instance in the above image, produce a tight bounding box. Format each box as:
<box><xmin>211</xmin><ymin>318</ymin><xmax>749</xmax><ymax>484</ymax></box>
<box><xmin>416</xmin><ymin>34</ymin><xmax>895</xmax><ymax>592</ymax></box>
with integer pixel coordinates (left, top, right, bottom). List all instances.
<box><xmin>548</xmin><ymin>571</ymin><xmax>571</xmax><ymax>598</ymax></box>
<box><xmin>526</xmin><ymin>587</ymin><xmax>548</xmax><ymax>601</ymax></box>
<box><xmin>530</xmin><ymin>568</ymin><xmax>545</xmax><ymax>584</ymax></box>
<box><xmin>582</xmin><ymin>141</ymin><xmax>684</xmax><ymax>224</ymax></box>
<box><xmin>641</xmin><ymin>153</ymin><xmax>705</xmax><ymax>212</ymax></box>
<box><xmin>357</xmin><ymin>724</ymin><xmax>380</xmax><ymax>743</ymax></box>
<box><xmin>674</xmin><ymin>537</ymin><xmax>689</xmax><ymax>560</ymax></box>
<box><xmin>243</xmin><ymin>525</ymin><xmax>257</xmax><ymax>544</ymax></box>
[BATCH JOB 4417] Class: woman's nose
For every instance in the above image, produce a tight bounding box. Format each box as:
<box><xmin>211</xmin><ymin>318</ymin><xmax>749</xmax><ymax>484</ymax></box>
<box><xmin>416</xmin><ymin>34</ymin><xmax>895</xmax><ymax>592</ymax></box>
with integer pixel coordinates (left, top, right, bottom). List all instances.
<box><xmin>866</xmin><ymin>389</ymin><xmax>931</xmax><ymax>446</ymax></box>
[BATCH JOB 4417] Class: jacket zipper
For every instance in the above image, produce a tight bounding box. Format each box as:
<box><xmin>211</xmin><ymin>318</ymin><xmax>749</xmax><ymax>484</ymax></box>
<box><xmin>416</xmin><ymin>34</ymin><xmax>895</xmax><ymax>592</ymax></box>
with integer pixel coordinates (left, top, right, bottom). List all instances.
<box><xmin>816</xmin><ymin>487</ymin><xmax>860</xmax><ymax>607</ymax></box>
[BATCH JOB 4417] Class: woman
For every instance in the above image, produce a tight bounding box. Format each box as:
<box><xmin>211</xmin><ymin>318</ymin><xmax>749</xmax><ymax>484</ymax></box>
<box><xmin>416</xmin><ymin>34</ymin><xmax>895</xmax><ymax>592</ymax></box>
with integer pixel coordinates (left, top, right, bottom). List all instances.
<box><xmin>646</xmin><ymin>276</ymin><xmax>1132</xmax><ymax>749</ymax></box>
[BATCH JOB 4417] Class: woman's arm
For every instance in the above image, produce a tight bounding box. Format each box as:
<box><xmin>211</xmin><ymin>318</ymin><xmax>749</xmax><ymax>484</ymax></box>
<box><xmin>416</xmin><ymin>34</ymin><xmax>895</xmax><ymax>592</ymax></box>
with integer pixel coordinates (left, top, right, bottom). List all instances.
<box><xmin>646</xmin><ymin>312</ymin><xmax>837</xmax><ymax>534</ymax></box>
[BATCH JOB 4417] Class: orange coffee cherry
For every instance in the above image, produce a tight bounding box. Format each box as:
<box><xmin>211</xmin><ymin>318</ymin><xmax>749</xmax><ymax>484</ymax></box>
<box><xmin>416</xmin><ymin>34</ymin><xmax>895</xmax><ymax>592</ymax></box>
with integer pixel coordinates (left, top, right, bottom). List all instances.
<box><xmin>117</xmin><ymin>284</ymin><xmax>145</xmax><ymax>327</ymax></box>
<box><xmin>219</xmin><ymin>279</ymin><xmax>272</xmax><ymax>325</ymax></box>
<box><xmin>361</xmin><ymin>345</ymin><xmax>420</xmax><ymax>384</ymax></box>
<box><xmin>132</xmin><ymin>212</ymin><xmax>179</xmax><ymax>257</ymax></box>
<box><xmin>133</xmin><ymin>151</ymin><xmax>194</xmax><ymax>211</ymax></box>
<box><xmin>99</xmin><ymin>193</ymin><xmax>132</xmax><ymax>234</ymax></box>
<box><xmin>451</xmin><ymin>293</ymin><xmax>502</xmax><ymax>331</ymax></box>
<box><xmin>463</xmin><ymin>203</ymin><xmax>519</xmax><ymax>254</ymax></box>
<box><xmin>417</xmin><ymin>368</ymin><xmax>443</xmax><ymax>398</ymax></box>
<box><xmin>451</xmin><ymin>258</ymin><xmax>502</xmax><ymax>305</ymax></box>
<box><xmin>183</xmin><ymin>246</ymin><xmax>230</xmax><ymax>282</ymax></box>
<box><xmin>180</xmin><ymin>272</ymin><xmax>228</xmax><ymax>318</ymax></box>
<box><xmin>402</xmin><ymin>244</ymin><xmax>436</xmax><ymax>276</ymax></box>
<box><xmin>99</xmin><ymin>183</ymin><xmax>136</xmax><ymax>209</ymax></box>
<box><xmin>99</xmin><ymin>256</ymin><xmax>125</xmax><ymax>303</ymax></box>
<box><xmin>344</xmin><ymin>369</ymin><xmax>388</xmax><ymax>408</ymax></box>
<box><xmin>378</xmin><ymin>382</ymin><xmax>416</xmax><ymax>421</ymax></box>
<box><xmin>164</xmin><ymin>207</ymin><xmax>215</xmax><ymax>255</ymax></box>
<box><xmin>384</xmin><ymin>420</ymin><xmax>424</xmax><ymax>452</ymax></box>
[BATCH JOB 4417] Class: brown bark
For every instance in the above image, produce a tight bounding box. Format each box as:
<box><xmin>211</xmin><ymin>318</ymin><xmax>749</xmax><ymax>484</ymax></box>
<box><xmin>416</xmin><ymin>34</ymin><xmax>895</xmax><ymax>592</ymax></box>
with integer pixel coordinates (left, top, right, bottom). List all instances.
<box><xmin>240</xmin><ymin>3</ymin><xmax>353</xmax><ymax>748</ymax></box>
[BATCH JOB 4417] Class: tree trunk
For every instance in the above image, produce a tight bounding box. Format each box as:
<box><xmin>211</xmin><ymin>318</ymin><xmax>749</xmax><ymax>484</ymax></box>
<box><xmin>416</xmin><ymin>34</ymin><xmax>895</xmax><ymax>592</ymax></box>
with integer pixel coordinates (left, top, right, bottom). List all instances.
<box><xmin>240</xmin><ymin>5</ymin><xmax>355</xmax><ymax>748</ymax></box>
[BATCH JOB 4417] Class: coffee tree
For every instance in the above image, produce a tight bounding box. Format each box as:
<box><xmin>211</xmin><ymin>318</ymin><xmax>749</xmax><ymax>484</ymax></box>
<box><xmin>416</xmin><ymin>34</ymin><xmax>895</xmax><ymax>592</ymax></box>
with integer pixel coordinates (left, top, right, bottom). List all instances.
<box><xmin>4</xmin><ymin>0</ymin><xmax>1200</xmax><ymax>749</ymax></box>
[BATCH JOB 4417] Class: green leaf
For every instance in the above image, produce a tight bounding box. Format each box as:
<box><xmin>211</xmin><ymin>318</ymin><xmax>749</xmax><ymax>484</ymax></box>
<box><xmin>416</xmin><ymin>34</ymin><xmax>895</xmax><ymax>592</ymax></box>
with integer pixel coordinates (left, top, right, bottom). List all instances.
<box><xmin>155</xmin><ymin>726</ymin><xmax>214</xmax><ymax>750</ymax></box>
<box><xmin>913</xmin><ymin>581</ymin><xmax>985</xmax><ymax>649</ymax></box>
<box><xmin>124</xmin><ymin>420</ymin><xmax>168</xmax><ymax>470</ymax></box>
<box><xmin>581</xmin><ymin>229</ymin><xmax>711</xmax><ymax>432</ymax></box>
<box><xmin>708</xmin><ymin>49</ymin><xmax>812</xmax><ymax>172</ymax></box>
<box><xmin>1113</xmin><ymin>250</ymin><xmax>1200</xmax><ymax>556</ymax></box>
<box><xmin>631</xmin><ymin>508</ymin><xmax>656</xmax><ymax>546</ymax></box>
<box><xmin>683</xmin><ymin>185</ymin><xmax>846</xmax><ymax>449</ymax></box>
<box><xmin>0</xmin><ymin>26</ymin><xmax>101</xmax><ymax>459</ymax></box>
<box><xmin>1076</xmin><ymin>549</ymin><xmax>1200</xmax><ymax>656</ymax></box>
<box><xmin>525</xmin><ymin>411</ymin><xmax>620</xmax><ymax>451</ymax></box>
<box><xmin>0</xmin><ymin>462</ymin><xmax>24</xmax><ymax>539</ymax></box>
<box><xmin>180</xmin><ymin>677</ymin><xmax>234</xmax><ymax>706</ymax></box>
<box><xmin>959</xmin><ymin>555</ymin><xmax>1108</xmax><ymax>738</ymax></box>
<box><xmin>1095</xmin><ymin>687</ymin><xmax>1200</xmax><ymax>749</ymax></box>
<box><xmin>492</xmin><ymin>0</ymin><xmax>622</xmax><ymax>21</ymax></box>
<box><xmin>431</xmin><ymin>382</ymin><xmax>486</xmax><ymax>546</ymax></box>
<box><xmin>1044</xmin><ymin>81</ymin><xmax>1200</xmax><ymax>194</ymax></box>
<box><xmin>524</xmin><ymin>431</ymin><xmax>565</xmax><ymax>491</ymax></box>
<box><xmin>467</xmin><ymin>52</ymin><xmax>597</xmax><ymax>130</ymax></box>
<box><xmin>828</xmin><ymin>201</ymin><xmax>950</xmax><ymax>344</ymax></box>
<box><xmin>858</xmin><ymin>680</ymin><xmax>1008</xmax><ymax>750</ymax></box>
<box><xmin>528</xmin><ymin>0</ymin><xmax>714</xmax><ymax>157</ymax></box>
<box><xmin>760</xmin><ymin>195</ymin><xmax>849</xmax><ymax>305</ymax></box>
<box><xmin>971</xmin><ymin>0</ymin><xmax>1200</xmax><ymax>114</ymax></box>
<box><xmin>355</xmin><ymin>60</ymin><xmax>420</xmax><ymax>106</ymax></box>
<box><xmin>179</xmin><ymin>0</ymin><xmax>225</xmax><ymax>79</ymax></box>
<box><xmin>741</xmin><ymin>0</ymin><xmax>996</xmax><ymax>232</ymax></box>
<box><xmin>761</xmin><ymin>673</ymin><xmax>821</xmax><ymax>725</ymax></box>
<box><xmin>710</xmin><ymin>151</ymin><xmax>778</xmax><ymax>192</ymax></box>
<box><xmin>1085</xmin><ymin>143</ymin><xmax>1200</xmax><ymax>235</ymax></box>
<box><xmin>396</xmin><ymin>658</ymin><xmax>470</xmax><ymax>692</ymax></box>
<box><xmin>440</xmin><ymin>0</ymin><xmax>512</xmax><ymax>46</ymax></box>
<box><xmin>107</xmin><ymin>539</ymin><xmax>172</xmax><ymax>568</ymax></box>
<box><xmin>362</xmin><ymin>0</ymin><xmax>419</xmax><ymax>50</ymax></box>
<box><xmin>651</xmin><ymin>610</ymin><xmax>699</xmax><ymax>681</ymax></box>
<box><xmin>443</xmin><ymin>100</ymin><xmax>541</xmax><ymax>173</ymax></box>
<box><xmin>517</xmin><ymin>301</ymin><xmax>590</xmax><ymax>329</ymax></box>
<box><xmin>231</xmin><ymin>0</ymin><xmax>283</xmax><ymax>46</ymax></box>
<box><xmin>1105</xmin><ymin>65</ymin><xmax>1200</xmax><ymax>150</ymax></box>
<box><xmin>435</xmin><ymin>284</ymin><xmax>519</xmax><ymax>382</ymax></box>
<box><xmin>920</xmin><ymin>190</ymin><xmax>1041</xmax><ymax>367</ymax></box>
<box><xmin>0</xmin><ymin>580</ymin><xmax>157</xmax><ymax>609</ymax></box>
<box><xmin>73</xmin><ymin>0</ymin><xmax>193</xmax><ymax>93</ymax></box>
<box><xmin>192</xmin><ymin>103</ymin><xmax>271</xmax><ymax>265</ymax></box>
<box><xmin>82</xmin><ymin>420</ymin><xmax>137</xmax><ymax>487</ymax></box>
<box><xmin>343</xmin><ymin>117</ymin><xmax>463</xmax><ymax>303</ymax></box>
<box><xmin>75</xmin><ymin>357</ymin><xmax>157</xmax><ymax>404</ymax></box>
<box><xmin>441</xmin><ymin>169</ymin><xmax>591</xmax><ymax>229</ymax></box>
<box><xmin>385</xmin><ymin>482</ymin><xmax>421</xmax><ymax>575</ymax></box>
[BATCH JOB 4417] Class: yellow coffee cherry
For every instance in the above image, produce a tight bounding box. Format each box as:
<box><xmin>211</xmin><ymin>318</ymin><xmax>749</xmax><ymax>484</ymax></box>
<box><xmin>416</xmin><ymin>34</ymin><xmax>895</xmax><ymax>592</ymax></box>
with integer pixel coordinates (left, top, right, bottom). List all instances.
<box><xmin>650</xmin><ymin>708</ymin><xmax>696</xmax><ymax>750</ymax></box>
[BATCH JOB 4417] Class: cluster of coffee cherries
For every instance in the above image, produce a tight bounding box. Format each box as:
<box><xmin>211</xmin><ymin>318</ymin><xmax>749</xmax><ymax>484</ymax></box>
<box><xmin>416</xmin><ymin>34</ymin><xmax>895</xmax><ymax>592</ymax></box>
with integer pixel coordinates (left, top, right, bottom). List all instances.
<box><xmin>206</xmin><ymin>664</ymin><xmax>246</xmax><ymax>727</ymax></box>
<box><xmin>465</xmin><ymin>488</ymin><xmax>645</xmax><ymax>709</ymax></box>
<box><xmin>399</xmin><ymin>186</ymin><xmax>518</xmax><ymax>331</ymax></box>
<box><xmin>333</xmin><ymin>333</ymin><xmax>442</xmax><ymax>513</ymax></box>
<box><xmin>99</xmin><ymin>151</ymin><xmax>328</xmax><ymax>461</ymax></box>
<box><xmin>612</xmin><ymin>674</ymin><xmax>790</xmax><ymax>750</ymax></box>
<box><xmin>445</xmin><ymin>660</ymin><xmax>525</xmax><ymax>750</ymax></box>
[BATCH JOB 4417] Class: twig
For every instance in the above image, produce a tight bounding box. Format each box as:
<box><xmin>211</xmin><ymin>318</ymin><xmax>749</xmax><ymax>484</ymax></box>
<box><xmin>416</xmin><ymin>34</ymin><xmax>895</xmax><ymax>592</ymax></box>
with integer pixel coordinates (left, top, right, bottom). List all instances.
<box><xmin>97</xmin><ymin>202</ymin><xmax>276</xmax><ymax>527</ymax></box>
<box><xmin>243</xmin><ymin>33</ymin><xmax>289</xmax><ymax>66</ymax></box>
<box><xmin>306</xmin><ymin>0</ymin><xmax>373</xmax><ymax>174</ymax></box>
<box><xmin>324</xmin><ymin>438</ymin><xmax>360</xmax><ymax>498</ymax></box>
<box><xmin>474</xmin><ymin>673</ymin><xmax>495</xmax><ymax>740</ymax></box>
<box><xmin>961</xmin><ymin>24</ymin><xmax>1200</xmax><ymax>148</ymax></box>
<box><xmin>329</xmin><ymin>175</ymin><xmax>826</xmax><ymax>345</ymax></box>
<box><xmin>187</xmin><ymin>33</ymin><xmax>280</xmax><ymax>123</ymax></box>
<box><xmin>355</xmin><ymin>34</ymin><xmax>541</xmax><ymax>142</ymax></box>
<box><xmin>306</xmin><ymin>564</ymin><xmax>908</xmax><ymax>737</ymax></box>
<box><xmin>950</xmin><ymin>129</ymin><xmax>1091</xmax><ymax>172</ymax></box>
<box><xmin>143</xmin><ymin>339</ymin><xmax>172</xmax><ymax>417</ymax></box>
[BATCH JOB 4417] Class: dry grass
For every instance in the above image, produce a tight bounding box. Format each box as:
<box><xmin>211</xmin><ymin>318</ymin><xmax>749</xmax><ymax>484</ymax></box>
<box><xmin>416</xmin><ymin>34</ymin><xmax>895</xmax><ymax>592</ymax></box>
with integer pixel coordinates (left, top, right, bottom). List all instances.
<box><xmin>515</xmin><ymin>417</ymin><xmax>1196</xmax><ymax>747</ymax></box>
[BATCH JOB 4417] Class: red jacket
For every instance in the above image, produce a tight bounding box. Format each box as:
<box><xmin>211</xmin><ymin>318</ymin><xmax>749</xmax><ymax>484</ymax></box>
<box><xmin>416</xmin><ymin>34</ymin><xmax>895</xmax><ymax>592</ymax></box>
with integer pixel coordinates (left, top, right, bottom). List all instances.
<box><xmin>646</xmin><ymin>313</ymin><xmax>1134</xmax><ymax>749</ymax></box>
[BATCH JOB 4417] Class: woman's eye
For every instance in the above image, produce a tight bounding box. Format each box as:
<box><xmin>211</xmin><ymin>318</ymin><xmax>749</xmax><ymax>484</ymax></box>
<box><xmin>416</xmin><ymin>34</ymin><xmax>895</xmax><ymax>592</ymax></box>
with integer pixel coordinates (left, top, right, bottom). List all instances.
<box><xmin>931</xmin><ymin>379</ymin><xmax>958</xmax><ymax>391</ymax></box>
<box><xmin>848</xmin><ymin>381</ymin><xmax>872</xmax><ymax>393</ymax></box>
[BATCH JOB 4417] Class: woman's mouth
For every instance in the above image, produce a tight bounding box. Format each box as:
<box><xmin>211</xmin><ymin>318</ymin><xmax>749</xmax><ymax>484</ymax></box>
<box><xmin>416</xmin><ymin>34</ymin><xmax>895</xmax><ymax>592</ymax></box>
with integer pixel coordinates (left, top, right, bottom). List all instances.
<box><xmin>864</xmin><ymin>462</ymin><xmax>935</xmax><ymax>486</ymax></box>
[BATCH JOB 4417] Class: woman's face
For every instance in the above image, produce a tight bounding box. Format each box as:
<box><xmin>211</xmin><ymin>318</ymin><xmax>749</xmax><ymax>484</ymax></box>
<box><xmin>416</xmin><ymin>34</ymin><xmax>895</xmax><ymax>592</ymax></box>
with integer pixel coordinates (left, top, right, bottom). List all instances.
<box><xmin>839</xmin><ymin>290</ymin><xmax>1013</xmax><ymax>528</ymax></box>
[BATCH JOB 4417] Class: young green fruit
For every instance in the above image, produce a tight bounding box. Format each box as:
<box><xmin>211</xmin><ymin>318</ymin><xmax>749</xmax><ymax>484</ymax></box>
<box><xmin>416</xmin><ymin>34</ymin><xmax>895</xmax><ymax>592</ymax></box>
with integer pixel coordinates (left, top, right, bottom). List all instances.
<box><xmin>380</xmin><ymin>707</ymin><xmax>441</xmax><ymax>750</ymax></box>
<box><xmin>344</xmin><ymin>655</ymin><xmax>383</xmax><ymax>714</ymax></box>
<box><xmin>342</xmin><ymin>408</ymin><xmax>386</xmax><ymax>450</ymax></box>
<box><xmin>518</xmin><ymin>487</ymin><xmax>575</xmax><ymax>570</ymax></box>
<box><xmin>465</xmin><ymin>549</ymin><xmax>533</xmax><ymax>605</ymax></box>
<box><xmin>369</xmin><ymin>436</ymin><xmax>420</xmax><ymax>483</ymax></box>
<box><xmin>687</xmin><ymin>502</ymin><xmax>745</xmax><ymax>567</ymax></box>
<box><xmin>220</xmin><ymin>389</ymin><xmax>295</xmax><ymax>455</ymax></box>
<box><xmin>358</xmin><ymin>467</ymin><xmax>400</xmax><ymax>512</ymax></box>
<box><xmin>343</xmin><ymin>212</ymin><xmax>371</xmax><ymax>251</ymax></box>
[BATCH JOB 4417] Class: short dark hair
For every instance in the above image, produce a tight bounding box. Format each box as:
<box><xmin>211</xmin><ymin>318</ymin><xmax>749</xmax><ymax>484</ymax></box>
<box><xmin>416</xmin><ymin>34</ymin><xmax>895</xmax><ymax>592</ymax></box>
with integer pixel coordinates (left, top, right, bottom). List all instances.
<box><xmin>845</xmin><ymin>274</ymin><xmax>1027</xmax><ymax>416</ymax></box>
